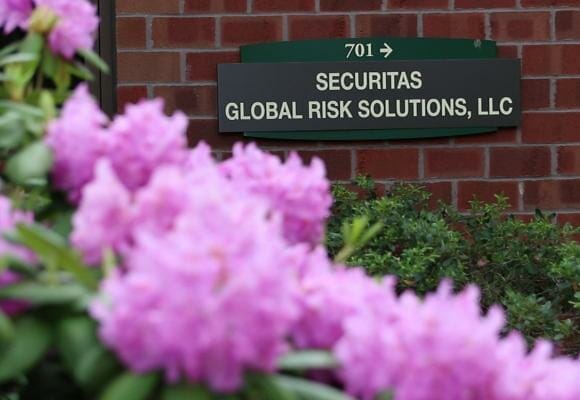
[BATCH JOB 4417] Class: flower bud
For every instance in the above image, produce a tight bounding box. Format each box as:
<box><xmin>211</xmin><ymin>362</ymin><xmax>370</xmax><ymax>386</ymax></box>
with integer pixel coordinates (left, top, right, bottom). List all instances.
<box><xmin>28</xmin><ymin>6</ymin><xmax>58</xmax><ymax>34</ymax></box>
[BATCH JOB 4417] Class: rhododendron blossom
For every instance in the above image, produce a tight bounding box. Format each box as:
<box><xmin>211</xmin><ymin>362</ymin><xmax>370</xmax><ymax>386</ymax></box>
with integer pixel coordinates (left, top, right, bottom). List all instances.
<box><xmin>0</xmin><ymin>0</ymin><xmax>32</xmax><ymax>33</ymax></box>
<box><xmin>292</xmin><ymin>248</ymin><xmax>394</xmax><ymax>350</ymax></box>
<box><xmin>106</xmin><ymin>99</ymin><xmax>188</xmax><ymax>192</ymax></box>
<box><xmin>46</xmin><ymin>84</ymin><xmax>110</xmax><ymax>203</ymax></box>
<box><xmin>221</xmin><ymin>143</ymin><xmax>332</xmax><ymax>245</ymax></box>
<box><xmin>71</xmin><ymin>160</ymin><xmax>132</xmax><ymax>265</ymax></box>
<box><xmin>334</xmin><ymin>281</ymin><xmax>580</xmax><ymax>400</ymax></box>
<box><xmin>91</xmin><ymin>166</ymin><xmax>303</xmax><ymax>392</ymax></box>
<box><xmin>34</xmin><ymin>0</ymin><xmax>98</xmax><ymax>58</ymax></box>
<box><xmin>46</xmin><ymin>87</ymin><xmax>189</xmax><ymax>203</ymax></box>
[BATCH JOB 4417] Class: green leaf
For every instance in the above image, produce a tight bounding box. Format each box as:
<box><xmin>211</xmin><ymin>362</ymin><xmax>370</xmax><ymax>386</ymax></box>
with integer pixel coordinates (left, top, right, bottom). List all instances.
<box><xmin>0</xmin><ymin>111</ymin><xmax>26</xmax><ymax>150</ymax></box>
<box><xmin>56</xmin><ymin>316</ymin><xmax>98</xmax><ymax>371</ymax></box>
<box><xmin>0</xmin><ymin>42</ymin><xmax>20</xmax><ymax>61</ymax></box>
<box><xmin>162</xmin><ymin>384</ymin><xmax>213</xmax><ymax>400</ymax></box>
<box><xmin>100</xmin><ymin>372</ymin><xmax>160</xmax><ymax>400</ymax></box>
<box><xmin>0</xmin><ymin>100</ymin><xmax>44</xmax><ymax>117</ymax></box>
<box><xmin>69</xmin><ymin>62</ymin><xmax>95</xmax><ymax>81</ymax></box>
<box><xmin>0</xmin><ymin>53</ymin><xmax>39</xmax><ymax>67</ymax></box>
<box><xmin>41</xmin><ymin>46</ymin><xmax>59</xmax><ymax>80</ymax></box>
<box><xmin>0</xmin><ymin>310</ymin><xmax>14</xmax><ymax>342</ymax></box>
<box><xmin>0</xmin><ymin>283</ymin><xmax>90</xmax><ymax>306</ymax></box>
<box><xmin>5</xmin><ymin>141</ymin><xmax>53</xmax><ymax>186</ymax></box>
<box><xmin>274</xmin><ymin>375</ymin><xmax>355</xmax><ymax>400</ymax></box>
<box><xmin>56</xmin><ymin>316</ymin><xmax>120</xmax><ymax>390</ymax></box>
<box><xmin>76</xmin><ymin>346</ymin><xmax>121</xmax><ymax>391</ymax></box>
<box><xmin>278</xmin><ymin>351</ymin><xmax>338</xmax><ymax>371</ymax></box>
<box><xmin>79</xmin><ymin>48</ymin><xmax>110</xmax><ymax>73</ymax></box>
<box><xmin>245</xmin><ymin>374</ymin><xmax>298</xmax><ymax>400</ymax></box>
<box><xmin>19</xmin><ymin>32</ymin><xmax>43</xmax><ymax>55</ymax></box>
<box><xmin>38</xmin><ymin>90</ymin><xmax>56</xmax><ymax>121</ymax></box>
<box><xmin>377</xmin><ymin>392</ymin><xmax>395</xmax><ymax>400</ymax></box>
<box><xmin>0</xmin><ymin>317</ymin><xmax>51</xmax><ymax>382</ymax></box>
<box><xmin>14</xmin><ymin>223</ymin><xmax>98</xmax><ymax>290</ymax></box>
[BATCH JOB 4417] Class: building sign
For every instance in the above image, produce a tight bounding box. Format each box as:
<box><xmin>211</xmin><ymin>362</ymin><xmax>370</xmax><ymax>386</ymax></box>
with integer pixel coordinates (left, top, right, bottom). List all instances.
<box><xmin>217</xmin><ymin>38</ymin><xmax>522</xmax><ymax>141</ymax></box>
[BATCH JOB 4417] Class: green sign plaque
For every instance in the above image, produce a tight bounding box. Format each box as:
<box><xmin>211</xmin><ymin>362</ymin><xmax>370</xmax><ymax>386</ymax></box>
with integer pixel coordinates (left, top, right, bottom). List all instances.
<box><xmin>223</xmin><ymin>38</ymin><xmax>520</xmax><ymax>141</ymax></box>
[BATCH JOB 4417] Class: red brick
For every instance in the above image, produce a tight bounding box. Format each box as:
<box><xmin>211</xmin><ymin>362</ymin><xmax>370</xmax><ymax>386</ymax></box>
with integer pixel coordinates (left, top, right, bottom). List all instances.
<box><xmin>117</xmin><ymin>0</ymin><xmax>179</xmax><ymax>13</ymax></box>
<box><xmin>556</xmin><ymin>79</ymin><xmax>580</xmax><ymax>108</ymax></box>
<box><xmin>152</xmin><ymin>18</ymin><xmax>215</xmax><ymax>48</ymax></box>
<box><xmin>184</xmin><ymin>0</ymin><xmax>246</xmax><ymax>13</ymax></box>
<box><xmin>116</xmin><ymin>17</ymin><xmax>146</xmax><ymax>49</ymax></box>
<box><xmin>423</xmin><ymin>14</ymin><xmax>485</xmax><ymax>39</ymax></box>
<box><xmin>298</xmin><ymin>150</ymin><xmax>352</xmax><ymax>180</ymax></box>
<box><xmin>558</xmin><ymin>146</ymin><xmax>580</xmax><ymax>175</ymax></box>
<box><xmin>254</xmin><ymin>0</ymin><xmax>315</xmax><ymax>12</ymax></box>
<box><xmin>556</xmin><ymin>11</ymin><xmax>580</xmax><ymax>40</ymax></box>
<box><xmin>221</xmin><ymin>17</ymin><xmax>283</xmax><ymax>47</ymax></box>
<box><xmin>117</xmin><ymin>52</ymin><xmax>181</xmax><ymax>83</ymax></box>
<box><xmin>456</xmin><ymin>0</ymin><xmax>515</xmax><ymax>7</ymax></box>
<box><xmin>497</xmin><ymin>45</ymin><xmax>518</xmax><ymax>59</ymax></box>
<box><xmin>356</xmin><ymin>14</ymin><xmax>418</xmax><ymax>37</ymax></box>
<box><xmin>524</xmin><ymin>179</ymin><xmax>580</xmax><ymax>210</ymax></box>
<box><xmin>490</xmin><ymin>147</ymin><xmax>551</xmax><ymax>178</ymax></box>
<box><xmin>320</xmin><ymin>0</ymin><xmax>382</xmax><ymax>11</ymax></box>
<box><xmin>523</xmin><ymin>45</ymin><xmax>580</xmax><ymax>76</ymax></box>
<box><xmin>558</xmin><ymin>213</ymin><xmax>580</xmax><ymax>228</ymax></box>
<box><xmin>390</xmin><ymin>137</ymin><xmax>451</xmax><ymax>146</ymax></box>
<box><xmin>458</xmin><ymin>181</ymin><xmax>519</xmax><ymax>211</ymax></box>
<box><xmin>389</xmin><ymin>0</ymin><xmax>448</xmax><ymax>8</ymax></box>
<box><xmin>117</xmin><ymin>86</ymin><xmax>147</xmax><ymax>113</ymax></box>
<box><xmin>522</xmin><ymin>79</ymin><xmax>550</xmax><ymax>110</ymax></box>
<box><xmin>454</xmin><ymin>128</ymin><xmax>517</xmax><ymax>144</ymax></box>
<box><xmin>186</xmin><ymin>119</ymin><xmax>241</xmax><ymax>149</ymax></box>
<box><xmin>425</xmin><ymin>148</ymin><xmax>484</xmax><ymax>178</ymax></box>
<box><xmin>289</xmin><ymin>16</ymin><xmax>350</xmax><ymax>40</ymax></box>
<box><xmin>186</xmin><ymin>51</ymin><xmax>240</xmax><ymax>82</ymax></box>
<box><xmin>154</xmin><ymin>86</ymin><xmax>217</xmax><ymax>116</ymax></box>
<box><xmin>491</xmin><ymin>12</ymin><xmax>550</xmax><ymax>41</ymax></box>
<box><xmin>424</xmin><ymin>181</ymin><xmax>453</xmax><ymax>208</ymax></box>
<box><xmin>522</xmin><ymin>112</ymin><xmax>580</xmax><ymax>143</ymax></box>
<box><xmin>522</xmin><ymin>0</ymin><xmax>580</xmax><ymax>7</ymax></box>
<box><xmin>356</xmin><ymin>149</ymin><xmax>419</xmax><ymax>179</ymax></box>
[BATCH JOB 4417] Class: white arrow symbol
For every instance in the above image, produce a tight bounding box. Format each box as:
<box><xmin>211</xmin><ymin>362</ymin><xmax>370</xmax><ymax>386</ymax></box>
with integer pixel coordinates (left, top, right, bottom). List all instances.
<box><xmin>379</xmin><ymin>43</ymin><xmax>393</xmax><ymax>59</ymax></box>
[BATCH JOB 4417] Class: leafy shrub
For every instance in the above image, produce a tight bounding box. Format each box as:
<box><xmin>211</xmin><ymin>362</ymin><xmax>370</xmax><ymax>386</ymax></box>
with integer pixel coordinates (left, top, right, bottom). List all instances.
<box><xmin>328</xmin><ymin>179</ymin><xmax>580</xmax><ymax>354</ymax></box>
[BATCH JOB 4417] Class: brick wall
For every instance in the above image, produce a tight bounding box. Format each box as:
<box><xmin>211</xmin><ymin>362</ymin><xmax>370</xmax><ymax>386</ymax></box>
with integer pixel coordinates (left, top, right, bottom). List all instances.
<box><xmin>115</xmin><ymin>0</ymin><xmax>580</xmax><ymax>222</ymax></box>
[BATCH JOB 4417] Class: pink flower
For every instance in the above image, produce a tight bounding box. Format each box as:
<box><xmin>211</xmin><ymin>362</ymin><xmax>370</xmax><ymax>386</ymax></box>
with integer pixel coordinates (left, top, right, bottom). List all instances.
<box><xmin>106</xmin><ymin>99</ymin><xmax>188</xmax><ymax>192</ymax></box>
<box><xmin>46</xmin><ymin>84</ymin><xmax>110</xmax><ymax>203</ymax></box>
<box><xmin>71</xmin><ymin>160</ymin><xmax>132</xmax><ymax>265</ymax></box>
<box><xmin>48</xmin><ymin>92</ymin><xmax>190</xmax><ymax>203</ymax></box>
<box><xmin>34</xmin><ymin>0</ymin><xmax>98</xmax><ymax>58</ymax></box>
<box><xmin>91</xmin><ymin>167</ymin><xmax>302</xmax><ymax>392</ymax></box>
<box><xmin>495</xmin><ymin>335</ymin><xmax>580</xmax><ymax>400</ymax></box>
<box><xmin>292</xmin><ymin>249</ymin><xmax>394</xmax><ymax>350</ymax></box>
<box><xmin>221</xmin><ymin>143</ymin><xmax>332</xmax><ymax>245</ymax></box>
<box><xmin>0</xmin><ymin>0</ymin><xmax>32</xmax><ymax>33</ymax></box>
<box><xmin>335</xmin><ymin>281</ymin><xmax>580</xmax><ymax>400</ymax></box>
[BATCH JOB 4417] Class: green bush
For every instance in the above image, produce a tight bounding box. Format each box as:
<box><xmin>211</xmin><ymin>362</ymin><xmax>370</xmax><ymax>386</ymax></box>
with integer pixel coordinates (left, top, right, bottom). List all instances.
<box><xmin>327</xmin><ymin>178</ymin><xmax>580</xmax><ymax>354</ymax></box>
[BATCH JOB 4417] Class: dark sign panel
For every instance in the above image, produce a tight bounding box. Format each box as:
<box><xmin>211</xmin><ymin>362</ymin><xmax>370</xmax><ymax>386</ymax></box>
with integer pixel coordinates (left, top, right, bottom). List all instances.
<box><xmin>218</xmin><ymin>58</ymin><xmax>521</xmax><ymax>133</ymax></box>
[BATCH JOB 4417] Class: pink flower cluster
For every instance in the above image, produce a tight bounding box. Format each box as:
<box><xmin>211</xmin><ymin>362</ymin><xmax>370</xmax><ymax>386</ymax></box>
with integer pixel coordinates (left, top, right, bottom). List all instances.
<box><xmin>0</xmin><ymin>0</ymin><xmax>32</xmax><ymax>33</ymax></box>
<box><xmin>0</xmin><ymin>196</ymin><xmax>35</xmax><ymax>315</ymax></box>
<box><xmin>90</xmin><ymin>162</ymin><xmax>303</xmax><ymax>392</ymax></box>
<box><xmin>0</xmin><ymin>0</ymin><xmax>97</xmax><ymax>58</ymax></box>
<box><xmin>334</xmin><ymin>282</ymin><xmax>580</xmax><ymax>400</ymax></box>
<box><xmin>221</xmin><ymin>144</ymin><xmax>332</xmax><ymax>245</ymax></box>
<box><xmin>51</xmin><ymin>87</ymin><xmax>580</xmax><ymax>398</ymax></box>
<box><xmin>48</xmin><ymin>86</ymin><xmax>331</xmax><ymax>258</ymax></box>
<box><xmin>46</xmin><ymin>85</ymin><xmax>188</xmax><ymax>205</ymax></box>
